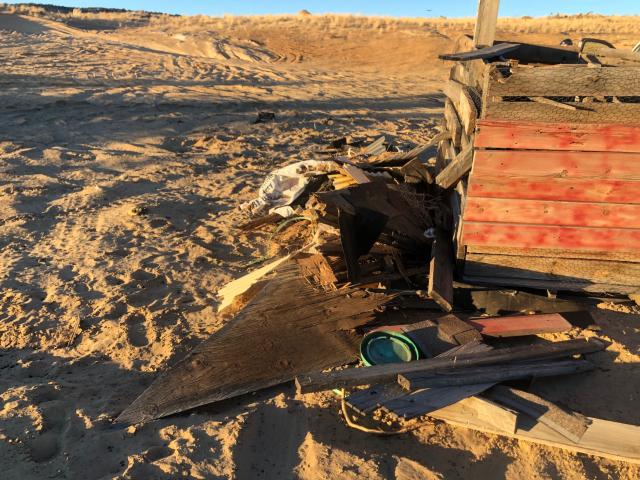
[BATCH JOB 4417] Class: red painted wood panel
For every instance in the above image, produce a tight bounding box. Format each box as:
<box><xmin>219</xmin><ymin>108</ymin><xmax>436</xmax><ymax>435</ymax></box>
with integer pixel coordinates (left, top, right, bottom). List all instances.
<box><xmin>462</xmin><ymin>222</ymin><xmax>640</xmax><ymax>252</ymax></box>
<box><xmin>467</xmin><ymin>313</ymin><xmax>572</xmax><ymax>337</ymax></box>
<box><xmin>464</xmin><ymin>197</ymin><xmax>640</xmax><ymax>228</ymax></box>
<box><xmin>472</xmin><ymin>150</ymin><xmax>640</xmax><ymax>179</ymax></box>
<box><xmin>475</xmin><ymin>121</ymin><xmax>640</xmax><ymax>153</ymax></box>
<box><xmin>467</xmin><ymin>176</ymin><xmax>640</xmax><ymax>204</ymax></box>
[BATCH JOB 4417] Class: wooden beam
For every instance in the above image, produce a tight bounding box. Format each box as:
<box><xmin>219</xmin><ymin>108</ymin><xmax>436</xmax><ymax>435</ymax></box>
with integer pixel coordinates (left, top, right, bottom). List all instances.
<box><xmin>398</xmin><ymin>360</ymin><xmax>593</xmax><ymax>390</ymax></box>
<box><xmin>428</xmin><ymin>229</ymin><xmax>454</xmax><ymax>312</ymax></box>
<box><xmin>443</xmin><ymin>80</ymin><xmax>478</xmax><ymax>136</ymax></box>
<box><xmin>473</xmin><ymin>0</ymin><xmax>500</xmax><ymax>48</ymax></box>
<box><xmin>295</xmin><ymin>338</ymin><xmax>605</xmax><ymax>393</ymax></box>
<box><xmin>444</xmin><ymin>99</ymin><xmax>463</xmax><ymax>148</ymax></box>
<box><xmin>436</xmin><ymin>144</ymin><xmax>474</xmax><ymax>190</ymax></box>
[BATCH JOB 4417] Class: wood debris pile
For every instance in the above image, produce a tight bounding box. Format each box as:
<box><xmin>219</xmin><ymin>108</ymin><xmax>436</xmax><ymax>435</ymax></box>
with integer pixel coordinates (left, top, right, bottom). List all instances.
<box><xmin>114</xmin><ymin>129</ymin><xmax>640</xmax><ymax>463</ymax></box>
<box><xmin>115</xmin><ymin>2</ymin><xmax>640</xmax><ymax>462</ymax></box>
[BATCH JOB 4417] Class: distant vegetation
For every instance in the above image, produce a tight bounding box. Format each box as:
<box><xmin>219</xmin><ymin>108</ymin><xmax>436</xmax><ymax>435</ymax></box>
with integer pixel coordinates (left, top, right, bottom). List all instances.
<box><xmin>1</xmin><ymin>2</ymin><xmax>638</xmax><ymax>36</ymax></box>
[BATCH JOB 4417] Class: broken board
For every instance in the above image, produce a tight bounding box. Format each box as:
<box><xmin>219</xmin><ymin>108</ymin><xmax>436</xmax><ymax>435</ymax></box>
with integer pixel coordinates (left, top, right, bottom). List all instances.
<box><xmin>117</xmin><ymin>262</ymin><xmax>394</xmax><ymax>423</ymax></box>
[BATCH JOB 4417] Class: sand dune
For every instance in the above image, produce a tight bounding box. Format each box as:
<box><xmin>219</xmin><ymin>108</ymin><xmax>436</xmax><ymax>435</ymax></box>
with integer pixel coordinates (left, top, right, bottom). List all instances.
<box><xmin>1</xmin><ymin>6</ymin><xmax>639</xmax><ymax>480</ymax></box>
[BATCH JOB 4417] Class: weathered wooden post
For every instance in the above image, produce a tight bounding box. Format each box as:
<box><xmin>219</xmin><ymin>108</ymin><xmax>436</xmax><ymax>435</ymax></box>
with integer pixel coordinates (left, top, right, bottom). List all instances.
<box><xmin>473</xmin><ymin>0</ymin><xmax>500</xmax><ymax>48</ymax></box>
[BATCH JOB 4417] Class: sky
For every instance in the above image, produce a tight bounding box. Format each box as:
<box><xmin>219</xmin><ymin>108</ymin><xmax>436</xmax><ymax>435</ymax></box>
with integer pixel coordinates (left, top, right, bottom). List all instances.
<box><xmin>9</xmin><ymin>0</ymin><xmax>639</xmax><ymax>17</ymax></box>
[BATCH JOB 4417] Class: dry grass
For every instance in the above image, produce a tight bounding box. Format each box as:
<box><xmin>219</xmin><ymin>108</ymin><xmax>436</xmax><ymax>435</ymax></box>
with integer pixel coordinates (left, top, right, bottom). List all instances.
<box><xmin>1</xmin><ymin>3</ymin><xmax>638</xmax><ymax>37</ymax></box>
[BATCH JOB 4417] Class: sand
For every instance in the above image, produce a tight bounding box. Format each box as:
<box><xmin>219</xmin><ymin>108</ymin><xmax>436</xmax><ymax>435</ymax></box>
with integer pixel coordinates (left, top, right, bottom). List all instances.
<box><xmin>0</xmin><ymin>7</ymin><xmax>639</xmax><ymax>479</ymax></box>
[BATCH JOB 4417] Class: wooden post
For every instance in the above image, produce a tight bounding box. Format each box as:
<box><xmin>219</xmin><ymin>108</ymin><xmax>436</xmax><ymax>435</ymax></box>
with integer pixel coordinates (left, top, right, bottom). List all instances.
<box><xmin>473</xmin><ymin>0</ymin><xmax>500</xmax><ymax>48</ymax></box>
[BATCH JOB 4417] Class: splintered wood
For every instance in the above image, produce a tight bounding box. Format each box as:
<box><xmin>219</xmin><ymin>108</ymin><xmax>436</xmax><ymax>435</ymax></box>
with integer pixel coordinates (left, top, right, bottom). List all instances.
<box><xmin>117</xmin><ymin>262</ymin><xmax>394</xmax><ymax>423</ymax></box>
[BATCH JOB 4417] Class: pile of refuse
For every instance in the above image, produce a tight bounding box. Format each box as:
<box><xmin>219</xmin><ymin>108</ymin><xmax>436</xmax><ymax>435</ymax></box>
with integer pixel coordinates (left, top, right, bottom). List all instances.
<box><xmin>115</xmin><ymin>134</ymin><xmax>640</xmax><ymax>464</ymax></box>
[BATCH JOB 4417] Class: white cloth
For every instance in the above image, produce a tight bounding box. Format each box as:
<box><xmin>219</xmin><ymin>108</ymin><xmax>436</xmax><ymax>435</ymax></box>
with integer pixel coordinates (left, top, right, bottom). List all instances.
<box><xmin>240</xmin><ymin>160</ymin><xmax>338</xmax><ymax>217</ymax></box>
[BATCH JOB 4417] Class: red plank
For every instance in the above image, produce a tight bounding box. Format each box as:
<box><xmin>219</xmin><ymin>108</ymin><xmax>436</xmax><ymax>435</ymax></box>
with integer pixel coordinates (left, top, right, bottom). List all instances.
<box><xmin>464</xmin><ymin>197</ymin><xmax>640</xmax><ymax>229</ymax></box>
<box><xmin>462</xmin><ymin>222</ymin><xmax>640</xmax><ymax>252</ymax></box>
<box><xmin>467</xmin><ymin>176</ymin><xmax>640</xmax><ymax>204</ymax></box>
<box><xmin>475</xmin><ymin>121</ymin><xmax>640</xmax><ymax>153</ymax></box>
<box><xmin>467</xmin><ymin>314</ymin><xmax>572</xmax><ymax>338</ymax></box>
<box><xmin>472</xmin><ymin>150</ymin><xmax>640</xmax><ymax>179</ymax></box>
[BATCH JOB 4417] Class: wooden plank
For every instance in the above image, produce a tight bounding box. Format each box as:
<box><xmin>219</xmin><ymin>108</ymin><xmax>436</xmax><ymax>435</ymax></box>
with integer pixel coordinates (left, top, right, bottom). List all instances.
<box><xmin>117</xmin><ymin>263</ymin><xmax>393</xmax><ymax>423</ymax></box>
<box><xmin>436</xmin><ymin>144</ymin><xmax>474</xmax><ymax>190</ymax></box>
<box><xmin>473</xmin><ymin>0</ymin><xmax>500</xmax><ymax>48</ymax></box>
<box><xmin>467</xmin><ymin>313</ymin><xmax>572</xmax><ymax>337</ymax></box>
<box><xmin>444</xmin><ymin>99</ymin><xmax>463</xmax><ymax>148</ymax></box>
<box><xmin>462</xmin><ymin>222</ymin><xmax>640</xmax><ymax>253</ymax></box>
<box><xmin>450</xmin><ymin>61</ymin><xmax>486</xmax><ymax>91</ymax></box>
<box><xmin>295</xmin><ymin>338</ymin><xmax>605</xmax><ymax>394</ymax></box>
<box><xmin>346</xmin><ymin>383</ymin><xmax>406</xmax><ymax>415</ymax></box>
<box><xmin>443</xmin><ymin>80</ymin><xmax>478</xmax><ymax>136</ymax></box>
<box><xmin>488</xmin><ymin>65</ymin><xmax>640</xmax><ymax>97</ymax></box>
<box><xmin>398</xmin><ymin>360</ymin><xmax>593</xmax><ymax>390</ymax></box>
<box><xmin>464</xmin><ymin>198</ymin><xmax>640</xmax><ymax>229</ymax></box>
<box><xmin>475</xmin><ymin>120</ymin><xmax>640</xmax><ymax>153</ymax></box>
<box><xmin>469</xmin><ymin>289</ymin><xmax>589</xmax><ymax>316</ymax></box>
<box><xmin>466</xmin><ymin>245</ymin><xmax>640</xmax><ymax>262</ymax></box>
<box><xmin>441</xmin><ymin>42</ymin><xmax>518</xmax><ymax>61</ymax></box>
<box><xmin>340</xmin><ymin>164</ymin><xmax>371</xmax><ymax>184</ymax></box>
<box><xmin>471</xmin><ymin>150</ymin><xmax>640</xmax><ymax>180</ymax></box>
<box><xmin>217</xmin><ymin>254</ymin><xmax>293</xmax><ymax>314</ymax></box>
<box><xmin>430</xmin><ymin>396</ymin><xmax>518</xmax><ymax>435</ymax></box>
<box><xmin>464</xmin><ymin>251</ymin><xmax>640</xmax><ymax>285</ymax></box>
<box><xmin>484</xmin><ymin>101</ymin><xmax>640</xmax><ymax>125</ymax></box>
<box><xmin>436</xmin><ymin>314</ymin><xmax>483</xmax><ymax>345</ymax></box>
<box><xmin>428</xmin><ymin>229</ymin><xmax>454</xmax><ymax>312</ymax></box>
<box><xmin>346</xmin><ymin>342</ymin><xmax>492</xmax><ymax>415</ymax></box>
<box><xmin>463</xmin><ymin>274</ymin><xmax>640</xmax><ymax>295</ymax></box>
<box><xmin>454</xmin><ymin>180</ymin><xmax>467</xmax><ymax>265</ymax></box>
<box><xmin>486</xmin><ymin>386</ymin><xmax>591</xmax><ymax>443</ymax></box>
<box><xmin>467</xmin><ymin>176</ymin><xmax>640</xmax><ymax>204</ymax></box>
<box><xmin>428</xmin><ymin>396</ymin><xmax>640</xmax><ymax>464</ymax></box>
<box><xmin>383</xmin><ymin>383</ymin><xmax>494</xmax><ymax>419</ymax></box>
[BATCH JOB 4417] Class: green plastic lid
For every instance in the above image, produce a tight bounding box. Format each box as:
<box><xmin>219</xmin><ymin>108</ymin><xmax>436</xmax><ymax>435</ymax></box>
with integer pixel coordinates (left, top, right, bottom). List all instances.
<box><xmin>360</xmin><ymin>330</ymin><xmax>421</xmax><ymax>366</ymax></box>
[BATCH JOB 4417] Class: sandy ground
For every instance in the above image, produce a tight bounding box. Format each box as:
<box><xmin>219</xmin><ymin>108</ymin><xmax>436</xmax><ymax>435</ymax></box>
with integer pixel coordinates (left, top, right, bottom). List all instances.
<box><xmin>0</xmin><ymin>8</ymin><xmax>639</xmax><ymax>480</ymax></box>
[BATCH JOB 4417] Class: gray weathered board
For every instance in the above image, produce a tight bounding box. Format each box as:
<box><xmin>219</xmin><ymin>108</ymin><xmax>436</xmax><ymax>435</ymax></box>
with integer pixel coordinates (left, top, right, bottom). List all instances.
<box><xmin>117</xmin><ymin>262</ymin><xmax>393</xmax><ymax>423</ymax></box>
